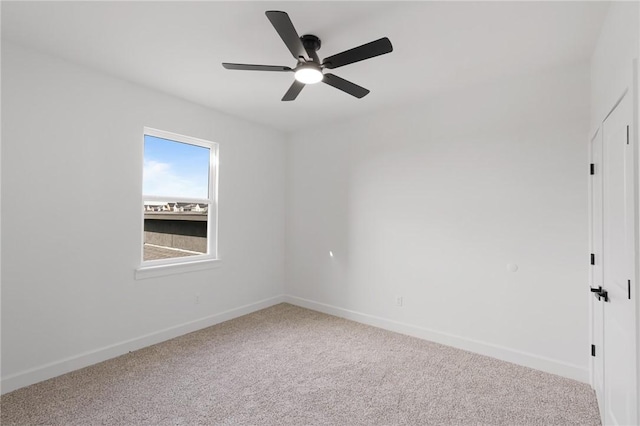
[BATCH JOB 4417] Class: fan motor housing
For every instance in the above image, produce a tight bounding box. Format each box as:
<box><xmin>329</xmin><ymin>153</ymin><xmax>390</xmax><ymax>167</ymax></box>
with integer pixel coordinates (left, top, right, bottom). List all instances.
<box><xmin>301</xmin><ymin>34</ymin><xmax>321</xmax><ymax>52</ymax></box>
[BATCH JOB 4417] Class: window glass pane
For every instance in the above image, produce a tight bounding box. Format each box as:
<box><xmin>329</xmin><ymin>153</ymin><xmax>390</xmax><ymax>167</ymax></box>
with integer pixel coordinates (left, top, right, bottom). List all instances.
<box><xmin>142</xmin><ymin>132</ymin><xmax>212</xmax><ymax>263</ymax></box>
<box><xmin>143</xmin><ymin>135</ymin><xmax>210</xmax><ymax>199</ymax></box>
<box><xmin>143</xmin><ymin>204</ymin><xmax>208</xmax><ymax>261</ymax></box>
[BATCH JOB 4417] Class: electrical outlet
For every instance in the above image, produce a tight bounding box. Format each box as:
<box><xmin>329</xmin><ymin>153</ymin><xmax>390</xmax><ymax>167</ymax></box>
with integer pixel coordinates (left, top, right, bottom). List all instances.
<box><xmin>395</xmin><ymin>296</ymin><xmax>403</xmax><ymax>307</ymax></box>
<box><xmin>195</xmin><ymin>294</ymin><xmax>200</xmax><ymax>305</ymax></box>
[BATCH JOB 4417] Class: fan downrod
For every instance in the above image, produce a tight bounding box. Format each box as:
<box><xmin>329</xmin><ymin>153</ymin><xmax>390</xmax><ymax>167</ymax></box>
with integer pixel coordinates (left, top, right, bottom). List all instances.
<box><xmin>301</xmin><ymin>34</ymin><xmax>321</xmax><ymax>52</ymax></box>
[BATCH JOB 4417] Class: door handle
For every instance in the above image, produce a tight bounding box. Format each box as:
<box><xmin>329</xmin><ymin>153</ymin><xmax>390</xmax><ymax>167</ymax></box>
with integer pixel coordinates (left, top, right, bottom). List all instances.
<box><xmin>590</xmin><ymin>286</ymin><xmax>609</xmax><ymax>302</ymax></box>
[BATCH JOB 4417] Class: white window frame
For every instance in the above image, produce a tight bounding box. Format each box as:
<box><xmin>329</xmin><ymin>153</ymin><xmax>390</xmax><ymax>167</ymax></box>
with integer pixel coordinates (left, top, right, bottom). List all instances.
<box><xmin>135</xmin><ymin>127</ymin><xmax>220</xmax><ymax>280</ymax></box>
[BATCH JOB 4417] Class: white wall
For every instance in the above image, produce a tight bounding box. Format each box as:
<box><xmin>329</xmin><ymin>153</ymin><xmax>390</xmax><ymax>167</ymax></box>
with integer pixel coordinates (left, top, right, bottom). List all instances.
<box><xmin>286</xmin><ymin>62</ymin><xmax>591</xmax><ymax>382</ymax></box>
<box><xmin>1</xmin><ymin>42</ymin><xmax>286</xmax><ymax>392</ymax></box>
<box><xmin>590</xmin><ymin>1</ymin><xmax>639</xmax><ymax>134</ymax></box>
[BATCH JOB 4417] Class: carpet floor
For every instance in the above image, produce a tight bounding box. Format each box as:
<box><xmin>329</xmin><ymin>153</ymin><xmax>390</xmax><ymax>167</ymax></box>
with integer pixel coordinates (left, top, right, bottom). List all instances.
<box><xmin>1</xmin><ymin>303</ymin><xmax>600</xmax><ymax>425</ymax></box>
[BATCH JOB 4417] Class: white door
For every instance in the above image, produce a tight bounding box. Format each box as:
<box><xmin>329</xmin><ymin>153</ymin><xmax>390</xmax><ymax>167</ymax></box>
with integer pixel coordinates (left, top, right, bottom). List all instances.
<box><xmin>589</xmin><ymin>128</ymin><xmax>604</xmax><ymax>420</ymax></box>
<box><xmin>601</xmin><ymin>91</ymin><xmax>637</xmax><ymax>426</ymax></box>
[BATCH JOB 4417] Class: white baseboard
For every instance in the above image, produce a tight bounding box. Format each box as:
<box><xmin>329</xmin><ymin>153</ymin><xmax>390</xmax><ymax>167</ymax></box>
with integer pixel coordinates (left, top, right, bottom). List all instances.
<box><xmin>1</xmin><ymin>295</ymin><xmax>285</xmax><ymax>394</ymax></box>
<box><xmin>284</xmin><ymin>295</ymin><xmax>589</xmax><ymax>384</ymax></box>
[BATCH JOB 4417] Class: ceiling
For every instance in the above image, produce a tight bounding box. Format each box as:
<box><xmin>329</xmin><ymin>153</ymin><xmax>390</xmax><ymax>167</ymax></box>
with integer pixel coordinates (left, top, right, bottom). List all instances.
<box><xmin>2</xmin><ymin>1</ymin><xmax>609</xmax><ymax>133</ymax></box>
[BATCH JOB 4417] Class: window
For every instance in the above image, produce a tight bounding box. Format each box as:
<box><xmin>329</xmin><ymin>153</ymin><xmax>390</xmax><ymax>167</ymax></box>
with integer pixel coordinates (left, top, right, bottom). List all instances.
<box><xmin>138</xmin><ymin>127</ymin><xmax>218</xmax><ymax>276</ymax></box>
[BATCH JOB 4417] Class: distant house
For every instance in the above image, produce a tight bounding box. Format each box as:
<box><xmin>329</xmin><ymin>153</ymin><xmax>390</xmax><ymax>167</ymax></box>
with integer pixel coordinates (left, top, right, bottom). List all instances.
<box><xmin>143</xmin><ymin>201</ymin><xmax>207</xmax><ymax>214</ymax></box>
<box><xmin>143</xmin><ymin>201</ymin><xmax>170</xmax><ymax>212</ymax></box>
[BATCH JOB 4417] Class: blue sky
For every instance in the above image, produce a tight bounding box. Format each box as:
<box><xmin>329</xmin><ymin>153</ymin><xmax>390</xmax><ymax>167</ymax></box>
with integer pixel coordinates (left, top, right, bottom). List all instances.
<box><xmin>143</xmin><ymin>135</ymin><xmax>210</xmax><ymax>199</ymax></box>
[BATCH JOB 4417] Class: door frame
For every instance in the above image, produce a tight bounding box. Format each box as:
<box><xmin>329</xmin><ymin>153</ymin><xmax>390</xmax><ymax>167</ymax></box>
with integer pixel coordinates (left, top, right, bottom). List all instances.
<box><xmin>588</xmin><ymin>127</ymin><xmax>604</xmax><ymax>419</ymax></box>
<box><xmin>634</xmin><ymin>56</ymin><xmax>640</xmax><ymax>425</ymax></box>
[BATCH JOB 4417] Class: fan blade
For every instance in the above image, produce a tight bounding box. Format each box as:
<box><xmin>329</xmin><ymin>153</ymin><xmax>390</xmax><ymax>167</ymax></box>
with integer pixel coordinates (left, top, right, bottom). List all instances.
<box><xmin>266</xmin><ymin>11</ymin><xmax>307</xmax><ymax>60</ymax></box>
<box><xmin>322</xmin><ymin>37</ymin><xmax>393</xmax><ymax>69</ymax></box>
<box><xmin>322</xmin><ymin>73</ymin><xmax>369</xmax><ymax>98</ymax></box>
<box><xmin>222</xmin><ymin>63</ymin><xmax>292</xmax><ymax>72</ymax></box>
<box><xmin>282</xmin><ymin>80</ymin><xmax>305</xmax><ymax>101</ymax></box>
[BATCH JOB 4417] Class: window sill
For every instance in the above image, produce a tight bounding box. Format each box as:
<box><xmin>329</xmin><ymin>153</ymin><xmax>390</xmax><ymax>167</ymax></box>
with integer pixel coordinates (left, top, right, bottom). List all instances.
<box><xmin>135</xmin><ymin>258</ymin><xmax>221</xmax><ymax>280</ymax></box>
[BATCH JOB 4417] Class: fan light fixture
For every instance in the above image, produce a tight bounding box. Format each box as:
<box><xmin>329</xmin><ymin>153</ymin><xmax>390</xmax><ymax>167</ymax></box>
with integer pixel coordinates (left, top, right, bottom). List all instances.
<box><xmin>295</xmin><ymin>65</ymin><xmax>323</xmax><ymax>84</ymax></box>
<box><xmin>221</xmin><ymin>11</ymin><xmax>393</xmax><ymax>101</ymax></box>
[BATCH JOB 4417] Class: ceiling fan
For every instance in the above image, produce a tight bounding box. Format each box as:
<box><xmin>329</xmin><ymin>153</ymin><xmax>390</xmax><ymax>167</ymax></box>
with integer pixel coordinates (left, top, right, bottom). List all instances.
<box><xmin>222</xmin><ymin>11</ymin><xmax>393</xmax><ymax>101</ymax></box>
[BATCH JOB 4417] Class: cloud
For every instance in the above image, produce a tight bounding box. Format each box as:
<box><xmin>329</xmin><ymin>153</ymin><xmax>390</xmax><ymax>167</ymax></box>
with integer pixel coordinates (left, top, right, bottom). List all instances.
<box><xmin>143</xmin><ymin>159</ymin><xmax>208</xmax><ymax>199</ymax></box>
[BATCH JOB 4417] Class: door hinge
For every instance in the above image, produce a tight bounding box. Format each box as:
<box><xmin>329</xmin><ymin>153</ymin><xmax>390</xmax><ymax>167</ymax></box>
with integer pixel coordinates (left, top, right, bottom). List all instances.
<box><xmin>590</xmin><ymin>253</ymin><xmax>595</xmax><ymax>265</ymax></box>
<box><xmin>591</xmin><ymin>344</ymin><xmax>596</xmax><ymax>357</ymax></box>
<box><xmin>627</xmin><ymin>125</ymin><xmax>630</xmax><ymax>145</ymax></box>
<box><xmin>590</xmin><ymin>163</ymin><xmax>595</xmax><ymax>175</ymax></box>
<box><xmin>629</xmin><ymin>280</ymin><xmax>632</xmax><ymax>300</ymax></box>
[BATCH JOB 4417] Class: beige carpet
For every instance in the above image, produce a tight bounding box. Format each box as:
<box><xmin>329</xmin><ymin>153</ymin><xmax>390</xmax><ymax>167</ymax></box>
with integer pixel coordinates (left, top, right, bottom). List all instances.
<box><xmin>1</xmin><ymin>303</ymin><xmax>600</xmax><ymax>425</ymax></box>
